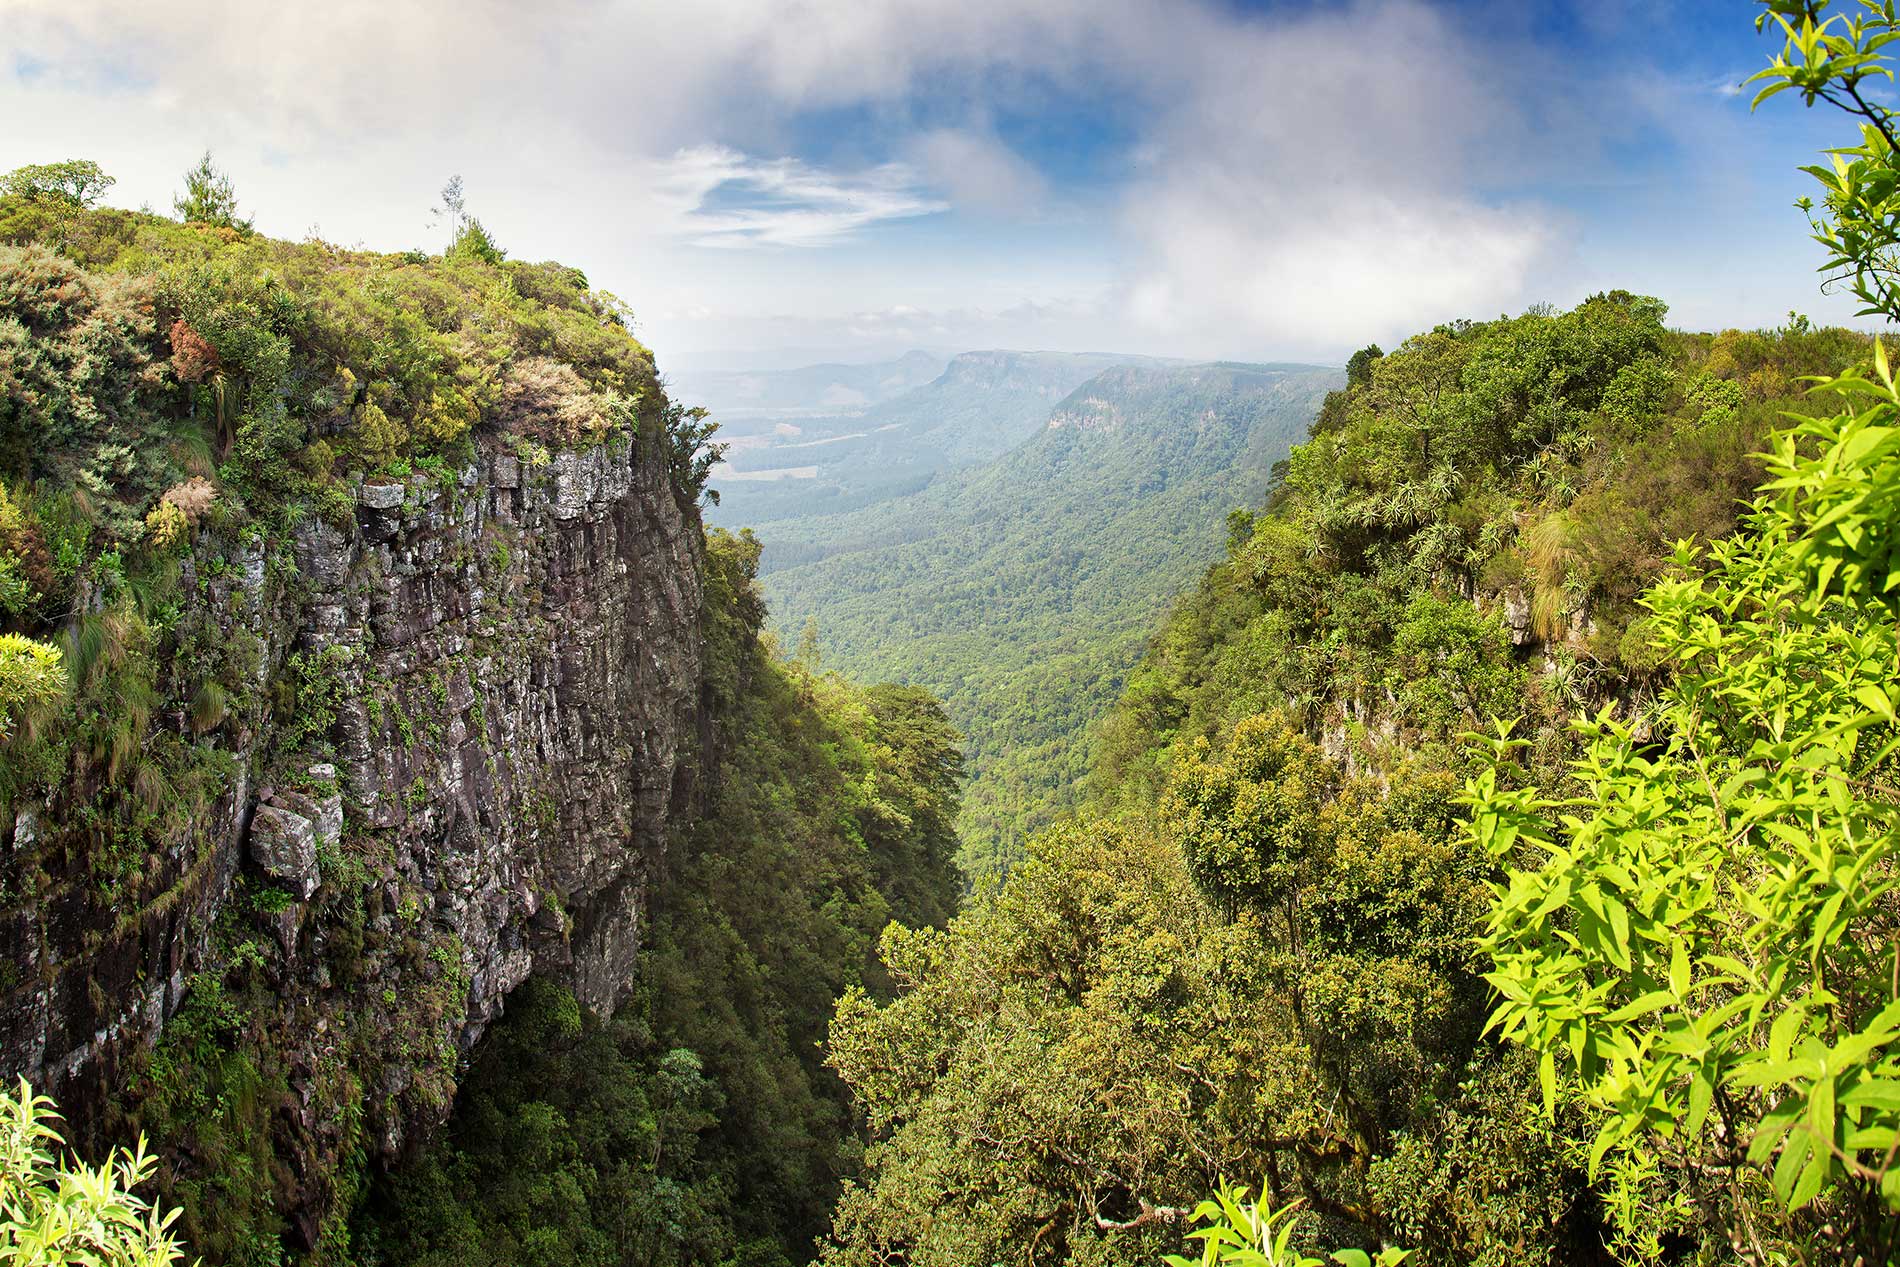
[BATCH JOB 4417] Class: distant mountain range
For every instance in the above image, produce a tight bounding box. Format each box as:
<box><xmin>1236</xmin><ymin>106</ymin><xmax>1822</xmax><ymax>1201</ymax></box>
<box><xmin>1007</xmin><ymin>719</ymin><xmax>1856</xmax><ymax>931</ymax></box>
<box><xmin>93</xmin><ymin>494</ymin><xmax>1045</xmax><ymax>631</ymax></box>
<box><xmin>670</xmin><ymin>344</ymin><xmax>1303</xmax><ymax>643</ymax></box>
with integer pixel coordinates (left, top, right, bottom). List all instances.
<box><xmin>701</xmin><ymin>352</ymin><xmax>1342</xmax><ymax>873</ymax></box>
<box><xmin>700</xmin><ymin>350</ymin><xmax>1182</xmax><ymax>526</ymax></box>
<box><xmin>669</xmin><ymin>350</ymin><xmax>947</xmax><ymax>426</ymax></box>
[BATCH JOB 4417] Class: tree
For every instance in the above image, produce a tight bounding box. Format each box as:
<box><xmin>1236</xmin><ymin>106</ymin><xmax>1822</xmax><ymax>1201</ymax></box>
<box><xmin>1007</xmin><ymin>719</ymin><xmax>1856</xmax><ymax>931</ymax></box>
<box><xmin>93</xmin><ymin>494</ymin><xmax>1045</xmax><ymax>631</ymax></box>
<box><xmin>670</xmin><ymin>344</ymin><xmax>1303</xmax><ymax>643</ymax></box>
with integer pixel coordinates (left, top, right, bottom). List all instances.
<box><xmin>448</xmin><ymin>216</ymin><xmax>505</xmax><ymax>265</ymax></box>
<box><xmin>0</xmin><ymin>1080</ymin><xmax>192</xmax><ymax>1266</ymax></box>
<box><xmin>664</xmin><ymin>399</ymin><xmax>726</xmax><ymax>508</ymax></box>
<box><xmin>433</xmin><ymin>174</ymin><xmax>466</xmax><ymax>253</ymax></box>
<box><xmin>172</xmin><ymin>151</ymin><xmax>250</xmax><ymax>232</ymax></box>
<box><xmin>0</xmin><ymin>160</ymin><xmax>114</xmax><ymax>207</ymax></box>
<box><xmin>1344</xmin><ymin>345</ymin><xmax>1383</xmax><ymax>391</ymax></box>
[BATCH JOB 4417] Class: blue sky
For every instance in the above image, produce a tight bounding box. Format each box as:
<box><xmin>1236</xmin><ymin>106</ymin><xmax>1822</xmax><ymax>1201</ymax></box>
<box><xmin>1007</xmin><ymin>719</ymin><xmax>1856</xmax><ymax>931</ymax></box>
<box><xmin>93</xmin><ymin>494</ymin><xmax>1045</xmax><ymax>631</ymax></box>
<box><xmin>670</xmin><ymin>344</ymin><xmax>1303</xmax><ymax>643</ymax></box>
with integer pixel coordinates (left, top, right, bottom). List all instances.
<box><xmin>0</xmin><ymin>0</ymin><xmax>1878</xmax><ymax>370</ymax></box>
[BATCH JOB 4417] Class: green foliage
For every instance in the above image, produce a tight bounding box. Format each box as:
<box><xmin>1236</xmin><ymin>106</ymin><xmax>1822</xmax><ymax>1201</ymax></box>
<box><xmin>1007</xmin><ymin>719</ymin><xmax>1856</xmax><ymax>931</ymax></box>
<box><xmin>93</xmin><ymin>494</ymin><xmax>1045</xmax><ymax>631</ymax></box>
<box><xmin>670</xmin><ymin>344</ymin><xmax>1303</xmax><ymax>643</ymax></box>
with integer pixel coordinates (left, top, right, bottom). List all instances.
<box><xmin>447</xmin><ymin>219</ymin><xmax>504</xmax><ymax>267</ymax></box>
<box><xmin>1165</xmin><ymin>1184</ymin><xmax>1408</xmax><ymax>1267</ymax></box>
<box><xmin>0</xmin><ymin>188</ymin><xmax>669</xmax><ymax>514</ymax></box>
<box><xmin>0</xmin><ymin>1079</ymin><xmax>192</xmax><ymax>1267</ymax></box>
<box><xmin>664</xmin><ymin>400</ymin><xmax>725</xmax><ymax>508</ymax></box>
<box><xmin>821</xmin><ymin>731</ymin><xmax>1504</xmax><ymax>1267</ymax></box>
<box><xmin>1470</xmin><ymin>344</ymin><xmax>1900</xmax><ymax>1259</ymax></box>
<box><xmin>1453</xmin><ymin>12</ymin><xmax>1900</xmax><ymax>1261</ymax></box>
<box><xmin>1163</xmin><ymin>715</ymin><xmax>1329</xmax><ymax>913</ymax></box>
<box><xmin>1</xmin><ymin>159</ymin><xmax>115</xmax><ymax>208</ymax></box>
<box><xmin>0</xmin><ymin>633</ymin><xmax>67</xmax><ymax>742</ymax></box>
<box><xmin>1093</xmin><ymin>297</ymin><xmax>1866</xmax><ymax>821</ymax></box>
<box><xmin>1751</xmin><ymin>1</ymin><xmax>1900</xmax><ymax>323</ymax></box>
<box><xmin>353</xmin><ymin>978</ymin><xmax>740</xmax><ymax>1267</ymax></box>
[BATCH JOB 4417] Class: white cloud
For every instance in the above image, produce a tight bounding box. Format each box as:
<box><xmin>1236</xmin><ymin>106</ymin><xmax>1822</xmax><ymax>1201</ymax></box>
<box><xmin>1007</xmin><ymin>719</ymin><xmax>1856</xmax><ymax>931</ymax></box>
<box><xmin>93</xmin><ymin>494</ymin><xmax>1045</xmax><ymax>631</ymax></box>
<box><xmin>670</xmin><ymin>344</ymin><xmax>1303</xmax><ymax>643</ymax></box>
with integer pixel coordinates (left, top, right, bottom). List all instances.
<box><xmin>650</xmin><ymin>146</ymin><xmax>945</xmax><ymax>248</ymax></box>
<box><xmin>909</xmin><ymin>128</ymin><xmax>1049</xmax><ymax>216</ymax></box>
<box><xmin>0</xmin><ymin>0</ymin><xmax>1789</xmax><ymax>363</ymax></box>
<box><xmin>1109</xmin><ymin>0</ymin><xmax>1558</xmax><ymax>356</ymax></box>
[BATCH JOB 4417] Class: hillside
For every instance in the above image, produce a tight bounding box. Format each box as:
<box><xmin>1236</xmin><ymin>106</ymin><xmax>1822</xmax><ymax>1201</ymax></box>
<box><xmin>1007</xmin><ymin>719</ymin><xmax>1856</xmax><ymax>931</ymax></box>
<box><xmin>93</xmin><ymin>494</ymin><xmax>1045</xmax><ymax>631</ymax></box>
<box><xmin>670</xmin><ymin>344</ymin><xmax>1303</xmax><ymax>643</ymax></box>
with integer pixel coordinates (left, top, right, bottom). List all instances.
<box><xmin>754</xmin><ymin>361</ymin><xmax>1341</xmax><ymax>873</ymax></box>
<box><xmin>820</xmin><ymin>292</ymin><xmax>1885</xmax><ymax>1266</ymax></box>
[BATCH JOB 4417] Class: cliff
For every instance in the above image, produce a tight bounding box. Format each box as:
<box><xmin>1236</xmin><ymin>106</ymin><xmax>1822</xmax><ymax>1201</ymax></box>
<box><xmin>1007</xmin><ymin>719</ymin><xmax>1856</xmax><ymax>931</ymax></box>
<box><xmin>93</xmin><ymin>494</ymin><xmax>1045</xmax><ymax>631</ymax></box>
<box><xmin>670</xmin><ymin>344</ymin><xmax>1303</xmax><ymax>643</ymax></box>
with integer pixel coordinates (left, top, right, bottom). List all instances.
<box><xmin>0</xmin><ymin>208</ymin><xmax>717</xmax><ymax>1251</ymax></box>
<box><xmin>1</xmin><ymin>428</ymin><xmax>705</xmax><ymax>1246</ymax></box>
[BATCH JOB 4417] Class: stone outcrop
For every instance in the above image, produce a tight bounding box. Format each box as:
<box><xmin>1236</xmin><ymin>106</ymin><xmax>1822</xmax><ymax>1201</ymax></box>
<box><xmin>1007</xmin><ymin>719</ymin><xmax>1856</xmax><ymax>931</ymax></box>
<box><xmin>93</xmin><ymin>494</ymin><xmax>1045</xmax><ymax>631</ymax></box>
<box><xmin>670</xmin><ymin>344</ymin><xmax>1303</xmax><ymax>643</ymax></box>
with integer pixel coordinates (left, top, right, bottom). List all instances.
<box><xmin>0</xmin><ymin>424</ymin><xmax>704</xmax><ymax>1242</ymax></box>
<box><xmin>249</xmin><ymin>804</ymin><xmax>322</xmax><ymax>900</ymax></box>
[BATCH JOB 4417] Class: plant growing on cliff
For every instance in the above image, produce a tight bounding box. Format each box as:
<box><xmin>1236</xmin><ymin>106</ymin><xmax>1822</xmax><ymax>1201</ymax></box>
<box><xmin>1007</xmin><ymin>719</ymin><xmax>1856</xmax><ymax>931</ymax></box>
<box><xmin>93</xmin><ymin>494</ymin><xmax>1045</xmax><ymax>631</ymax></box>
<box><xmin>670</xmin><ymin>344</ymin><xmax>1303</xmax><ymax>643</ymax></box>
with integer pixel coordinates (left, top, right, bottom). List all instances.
<box><xmin>664</xmin><ymin>398</ymin><xmax>725</xmax><ymax>507</ymax></box>
<box><xmin>0</xmin><ymin>635</ymin><xmax>67</xmax><ymax>744</ymax></box>
<box><xmin>0</xmin><ymin>1079</ymin><xmax>193</xmax><ymax>1266</ymax></box>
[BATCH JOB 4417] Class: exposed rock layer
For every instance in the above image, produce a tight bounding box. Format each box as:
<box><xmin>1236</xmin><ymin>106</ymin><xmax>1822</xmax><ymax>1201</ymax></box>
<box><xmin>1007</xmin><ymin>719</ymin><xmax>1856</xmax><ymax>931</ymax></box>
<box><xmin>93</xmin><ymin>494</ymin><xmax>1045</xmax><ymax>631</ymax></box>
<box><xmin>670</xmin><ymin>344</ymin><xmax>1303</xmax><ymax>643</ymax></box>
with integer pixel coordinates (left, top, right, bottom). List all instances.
<box><xmin>0</xmin><ymin>426</ymin><xmax>703</xmax><ymax>1241</ymax></box>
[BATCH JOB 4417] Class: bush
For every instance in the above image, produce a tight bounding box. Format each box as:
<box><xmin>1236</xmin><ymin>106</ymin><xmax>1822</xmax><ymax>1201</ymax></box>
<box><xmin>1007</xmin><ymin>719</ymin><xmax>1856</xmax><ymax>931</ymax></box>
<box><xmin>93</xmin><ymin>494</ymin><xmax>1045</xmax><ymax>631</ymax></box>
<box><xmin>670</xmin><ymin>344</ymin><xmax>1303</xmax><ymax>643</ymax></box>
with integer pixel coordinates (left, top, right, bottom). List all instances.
<box><xmin>0</xmin><ymin>1079</ymin><xmax>192</xmax><ymax>1267</ymax></box>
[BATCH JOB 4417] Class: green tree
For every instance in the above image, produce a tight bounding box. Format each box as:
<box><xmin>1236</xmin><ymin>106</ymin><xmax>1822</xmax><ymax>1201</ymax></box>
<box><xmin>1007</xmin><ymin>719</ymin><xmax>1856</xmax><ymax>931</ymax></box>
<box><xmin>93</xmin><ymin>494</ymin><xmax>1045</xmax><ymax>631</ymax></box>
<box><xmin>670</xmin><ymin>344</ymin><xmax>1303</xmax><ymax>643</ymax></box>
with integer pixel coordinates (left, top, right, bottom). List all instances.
<box><xmin>0</xmin><ymin>160</ymin><xmax>114</xmax><ymax>207</ymax></box>
<box><xmin>449</xmin><ymin>217</ymin><xmax>505</xmax><ymax>266</ymax></box>
<box><xmin>1344</xmin><ymin>345</ymin><xmax>1384</xmax><ymax>391</ymax></box>
<box><xmin>173</xmin><ymin>151</ymin><xmax>250</xmax><ymax>232</ymax></box>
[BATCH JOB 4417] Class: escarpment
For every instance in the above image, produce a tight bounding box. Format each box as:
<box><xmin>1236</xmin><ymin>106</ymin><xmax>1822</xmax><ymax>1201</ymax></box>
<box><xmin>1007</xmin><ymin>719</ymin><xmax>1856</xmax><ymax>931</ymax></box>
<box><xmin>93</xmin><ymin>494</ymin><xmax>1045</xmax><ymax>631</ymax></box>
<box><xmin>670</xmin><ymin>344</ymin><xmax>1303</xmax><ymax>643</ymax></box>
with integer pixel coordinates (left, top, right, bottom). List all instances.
<box><xmin>0</xmin><ymin>423</ymin><xmax>705</xmax><ymax>1245</ymax></box>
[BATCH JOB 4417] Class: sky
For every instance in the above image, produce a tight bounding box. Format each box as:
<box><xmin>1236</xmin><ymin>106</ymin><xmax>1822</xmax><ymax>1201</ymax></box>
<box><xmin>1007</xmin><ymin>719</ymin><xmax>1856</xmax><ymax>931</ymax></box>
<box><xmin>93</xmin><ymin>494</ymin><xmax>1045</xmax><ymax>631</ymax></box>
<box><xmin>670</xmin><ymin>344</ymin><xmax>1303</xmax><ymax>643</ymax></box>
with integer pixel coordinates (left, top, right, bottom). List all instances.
<box><xmin>0</xmin><ymin>0</ymin><xmax>1878</xmax><ymax>372</ymax></box>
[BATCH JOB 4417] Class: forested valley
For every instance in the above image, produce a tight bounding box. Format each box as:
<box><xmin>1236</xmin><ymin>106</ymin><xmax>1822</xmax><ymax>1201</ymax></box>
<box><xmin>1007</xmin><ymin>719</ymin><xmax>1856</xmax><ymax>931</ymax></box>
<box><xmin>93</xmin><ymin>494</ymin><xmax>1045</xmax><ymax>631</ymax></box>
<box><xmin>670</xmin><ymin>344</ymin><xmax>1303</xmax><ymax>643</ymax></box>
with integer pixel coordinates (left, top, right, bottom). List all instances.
<box><xmin>7</xmin><ymin>3</ymin><xmax>1900</xmax><ymax>1267</ymax></box>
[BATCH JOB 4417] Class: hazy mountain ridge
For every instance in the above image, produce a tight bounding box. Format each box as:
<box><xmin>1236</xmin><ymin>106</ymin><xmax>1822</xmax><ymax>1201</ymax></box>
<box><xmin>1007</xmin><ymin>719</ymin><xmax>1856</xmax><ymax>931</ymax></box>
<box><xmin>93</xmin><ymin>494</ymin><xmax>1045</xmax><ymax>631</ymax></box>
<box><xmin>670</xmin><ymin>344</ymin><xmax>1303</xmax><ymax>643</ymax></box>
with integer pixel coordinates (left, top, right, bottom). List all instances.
<box><xmin>670</xmin><ymin>349</ymin><xmax>946</xmax><ymax>425</ymax></box>
<box><xmin>703</xmin><ymin>349</ymin><xmax>1182</xmax><ymax>526</ymax></box>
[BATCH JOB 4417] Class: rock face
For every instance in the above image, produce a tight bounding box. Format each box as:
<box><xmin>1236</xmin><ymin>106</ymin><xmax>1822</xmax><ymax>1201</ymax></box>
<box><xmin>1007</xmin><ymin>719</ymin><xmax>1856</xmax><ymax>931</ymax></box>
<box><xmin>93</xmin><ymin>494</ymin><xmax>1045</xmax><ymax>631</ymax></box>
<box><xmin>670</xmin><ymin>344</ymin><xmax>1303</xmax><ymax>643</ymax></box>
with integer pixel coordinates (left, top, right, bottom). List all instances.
<box><xmin>0</xmin><ymin>425</ymin><xmax>704</xmax><ymax>1241</ymax></box>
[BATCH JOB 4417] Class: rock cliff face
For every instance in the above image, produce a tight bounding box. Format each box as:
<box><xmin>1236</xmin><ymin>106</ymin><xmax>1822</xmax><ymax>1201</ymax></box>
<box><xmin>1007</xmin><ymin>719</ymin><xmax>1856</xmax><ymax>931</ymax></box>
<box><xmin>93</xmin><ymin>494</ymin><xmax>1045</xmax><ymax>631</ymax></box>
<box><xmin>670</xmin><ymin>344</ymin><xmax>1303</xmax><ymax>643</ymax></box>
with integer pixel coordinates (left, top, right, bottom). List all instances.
<box><xmin>0</xmin><ymin>423</ymin><xmax>704</xmax><ymax>1243</ymax></box>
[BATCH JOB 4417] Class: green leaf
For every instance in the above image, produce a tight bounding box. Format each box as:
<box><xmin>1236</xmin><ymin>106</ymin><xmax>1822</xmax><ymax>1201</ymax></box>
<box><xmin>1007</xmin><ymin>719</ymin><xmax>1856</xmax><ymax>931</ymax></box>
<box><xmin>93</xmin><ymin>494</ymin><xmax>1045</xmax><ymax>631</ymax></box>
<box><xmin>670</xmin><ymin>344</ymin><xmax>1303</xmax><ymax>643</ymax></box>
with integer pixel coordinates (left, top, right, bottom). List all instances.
<box><xmin>1843</xmin><ymin>1078</ymin><xmax>1900</xmax><ymax>1112</ymax></box>
<box><xmin>1688</xmin><ymin>1071</ymin><xmax>1715</xmax><ymax>1139</ymax></box>
<box><xmin>1670</xmin><ymin>939</ymin><xmax>1691</xmax><ymax>998</ymax></box>
<box><xmin>1605</xmin><ymin>990</ymin><xmax>1677</xmax><ymax>1024</ymax></box>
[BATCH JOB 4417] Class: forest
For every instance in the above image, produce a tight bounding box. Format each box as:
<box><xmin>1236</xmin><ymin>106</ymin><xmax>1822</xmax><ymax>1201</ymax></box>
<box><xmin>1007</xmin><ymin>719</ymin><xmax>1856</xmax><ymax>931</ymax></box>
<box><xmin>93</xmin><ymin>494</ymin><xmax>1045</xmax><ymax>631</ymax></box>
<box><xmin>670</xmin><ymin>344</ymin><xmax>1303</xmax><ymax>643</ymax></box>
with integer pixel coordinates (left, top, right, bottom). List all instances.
<box><xmin>7</xmin><ymin>1</ymin><xmax>1900</xmax><ymax>1266</ymax></box>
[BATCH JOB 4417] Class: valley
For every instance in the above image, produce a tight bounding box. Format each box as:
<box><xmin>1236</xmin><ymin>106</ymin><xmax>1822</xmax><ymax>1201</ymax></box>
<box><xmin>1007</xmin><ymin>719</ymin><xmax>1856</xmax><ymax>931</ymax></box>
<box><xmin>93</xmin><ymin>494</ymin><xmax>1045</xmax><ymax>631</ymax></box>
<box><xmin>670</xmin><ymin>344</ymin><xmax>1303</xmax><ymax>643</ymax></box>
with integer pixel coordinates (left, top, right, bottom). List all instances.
<box><xmin>5</xmin><ymin>4</ymin><xmax>1900</xmax><ymax>1266</ymax></box>
<box><xmin>706</xmin><ymin>357</ymin><xmax>1339</xmax><ymax>873</ymax></box>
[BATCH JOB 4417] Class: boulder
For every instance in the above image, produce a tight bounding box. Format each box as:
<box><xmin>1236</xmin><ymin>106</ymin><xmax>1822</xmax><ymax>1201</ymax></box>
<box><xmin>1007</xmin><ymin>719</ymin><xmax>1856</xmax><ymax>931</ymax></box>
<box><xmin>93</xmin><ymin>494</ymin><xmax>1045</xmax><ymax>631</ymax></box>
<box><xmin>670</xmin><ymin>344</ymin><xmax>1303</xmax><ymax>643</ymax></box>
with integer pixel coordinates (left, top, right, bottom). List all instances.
<box><xmin>249</xmin><ymin>805</ymin><xmax>321</xmax><ymax>900</ymax></box>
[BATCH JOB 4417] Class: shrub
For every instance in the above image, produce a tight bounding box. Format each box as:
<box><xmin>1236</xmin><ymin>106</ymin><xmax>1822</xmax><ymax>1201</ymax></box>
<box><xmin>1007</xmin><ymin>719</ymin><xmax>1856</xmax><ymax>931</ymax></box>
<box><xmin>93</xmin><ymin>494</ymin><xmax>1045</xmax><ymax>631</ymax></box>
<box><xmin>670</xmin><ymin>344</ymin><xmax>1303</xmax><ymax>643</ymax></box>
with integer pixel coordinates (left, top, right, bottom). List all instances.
<box><xmin>0</xmin><ymin>634</ymin><xmax>66</xmax><ymax>742</ymax></box>
<box><xmin>0</xmin><ymin>1078</ymin><xmax>191</xmax><ymax>1266</ymax></box>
